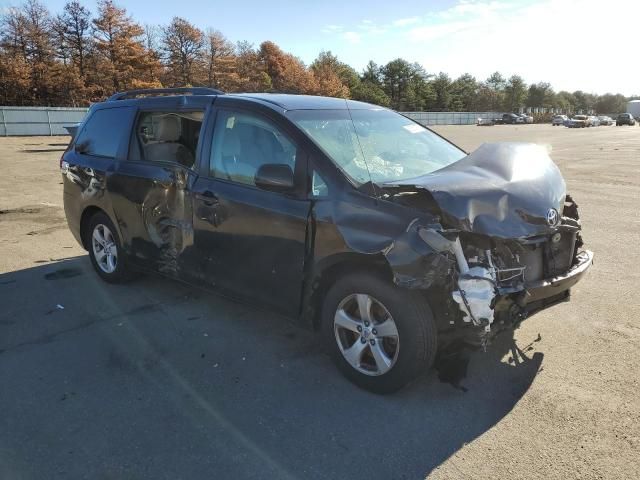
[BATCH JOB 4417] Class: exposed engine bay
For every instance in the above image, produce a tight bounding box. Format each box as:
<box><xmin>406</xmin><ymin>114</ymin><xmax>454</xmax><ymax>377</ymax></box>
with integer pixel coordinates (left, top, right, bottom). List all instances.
<box><xmin>410</xmin><ymin>194</ymin><xmax>588</xmax><ymax>347</ymax></box>
<box><xmin>378</xmin><ymin>143</ymin><xmax>593</xmax><ymax>347</ymax></box>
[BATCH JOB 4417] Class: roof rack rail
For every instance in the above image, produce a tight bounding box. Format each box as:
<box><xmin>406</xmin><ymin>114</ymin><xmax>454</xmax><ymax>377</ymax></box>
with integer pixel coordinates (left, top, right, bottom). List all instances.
<box><xmin>108</xmin><ymin>87</ymin><xmax>224</xmax><ymax>101</ymax></box>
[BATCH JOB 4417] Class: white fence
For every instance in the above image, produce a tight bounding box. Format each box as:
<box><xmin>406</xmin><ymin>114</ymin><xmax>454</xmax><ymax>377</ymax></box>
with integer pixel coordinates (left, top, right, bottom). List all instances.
<box><xmin>0</xmin><ymin>106</ymin><xmax>88</xmax><ymax>136</ymax></box>
<box><xmin>1</xmin><ymin>107</ymin><xmax>547</xmax><ymax>135</ymax></box>
<box><xmin>402</xmin><ymin>111</ymin><xmax>502</xmax><ymax>125</ymax></box>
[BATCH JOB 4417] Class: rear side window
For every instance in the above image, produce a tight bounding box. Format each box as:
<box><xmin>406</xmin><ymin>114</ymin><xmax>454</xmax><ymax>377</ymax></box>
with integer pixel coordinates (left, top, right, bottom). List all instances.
<box><xmin>75</xmin><ymin>107</ymin><xmax>133</xmax><ymax>158</ymax></box>
<box><xmin>133</xmin><ymin>110</ymin><xmax>204</xmax><ymax>168</ymax></box>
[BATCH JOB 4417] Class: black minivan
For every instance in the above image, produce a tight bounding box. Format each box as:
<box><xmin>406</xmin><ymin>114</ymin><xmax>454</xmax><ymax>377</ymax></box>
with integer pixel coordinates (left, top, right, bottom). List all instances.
<box><xmin>62</xmin><ymin>88</ymin><xmax>593</xmax><ymax>393</ymax></box>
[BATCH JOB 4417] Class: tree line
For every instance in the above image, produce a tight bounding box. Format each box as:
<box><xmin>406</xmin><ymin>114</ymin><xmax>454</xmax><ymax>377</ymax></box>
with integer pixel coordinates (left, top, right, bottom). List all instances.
<box><xmin>1</xmin><ymin>0</ymin><xmax>636</xmax><ymax>113</ymax></box>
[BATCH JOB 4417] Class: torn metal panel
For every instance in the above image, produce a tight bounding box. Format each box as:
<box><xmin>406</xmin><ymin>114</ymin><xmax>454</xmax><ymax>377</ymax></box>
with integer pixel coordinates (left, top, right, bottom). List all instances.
<box><xmin>140</xmin><ymin>168</ymin><xmax>194</xmax><ymax>276</ymax></box>
<box><xmin>311</xmin><ymin>190</ymin><xmax>447</xmax><ymax>288</ymax></box>
<box><xmin>382</xmin><ymin>219</ymin><xmax>455</xmax><ymax>289</ymax></box>
<box><xmin>451</xmin><ymin>266</ymin><xmax>496</xmax><ymax>326</ymax></box>
<box><xmin>105</xmin><ymin>162</ymin><xmax>197</xmax><ymax>278</ymax></box>
<box><xmin>419</xmin><ymin>227</ymin><xmax>497</xmax><ymax>328</ymax></box>
<box><xmin>384</xmin><ymin>143</ymin><xmax>567</xmax><ymax>238</ymax></box>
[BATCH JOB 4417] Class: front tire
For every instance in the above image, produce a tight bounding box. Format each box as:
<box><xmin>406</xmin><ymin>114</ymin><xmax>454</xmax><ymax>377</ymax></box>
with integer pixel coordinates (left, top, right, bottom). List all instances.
<box><xmin>321</xmin><ymin>273</ymin><xmax>437</xmax><ymax>394</ymax></box>
<box><xmin>87</xmin><ymin>212</ymin><xmax>132</xmax><ymax>283</ymax></box>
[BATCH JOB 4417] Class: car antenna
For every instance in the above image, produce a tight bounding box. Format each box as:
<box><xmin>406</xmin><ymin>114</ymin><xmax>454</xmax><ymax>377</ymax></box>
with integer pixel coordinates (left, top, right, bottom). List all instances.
<box><xmin>344</xmin><ymin>98</ymin><xmax>378</xmax><ymax>198</ymax></box>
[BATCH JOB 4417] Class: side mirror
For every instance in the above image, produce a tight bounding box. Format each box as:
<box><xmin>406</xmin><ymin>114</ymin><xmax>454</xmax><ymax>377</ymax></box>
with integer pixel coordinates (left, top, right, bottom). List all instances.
<box><xmin>255</xmin><ymin>164</ymin><xmax>295</xmax><ymax>193</ymax></box>
<box><xmin>74</xmin><ymin>142</ymin><xmax>88</xmax><ymax>154</ymax></box>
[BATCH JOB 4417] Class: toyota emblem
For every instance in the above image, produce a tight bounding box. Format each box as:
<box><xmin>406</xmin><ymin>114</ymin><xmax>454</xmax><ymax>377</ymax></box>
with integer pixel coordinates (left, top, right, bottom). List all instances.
<box><xmin>546</xmin><ymin>208</ymin><xmax>559</xmax><ymax>227</ymax></box>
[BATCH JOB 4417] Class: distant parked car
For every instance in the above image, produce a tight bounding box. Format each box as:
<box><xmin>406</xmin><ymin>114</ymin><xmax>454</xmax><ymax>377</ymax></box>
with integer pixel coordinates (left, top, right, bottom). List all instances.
<box><xmin>476</xmin><ymin>117</ymin><xmax>495</xmax><ymax>126</ymax></box>
<box><xmin>552</xmin><ymin>115</ymin><xmax>568</xmax><ymax>126</ymax></box>
<box><xmin>616</xmin><ymin>113</ymin><xmax>636</xmax><ymax>126</ymax></box>
<box><xmin>589</xmin><ymin>116</ymin><xmax>600</xmax><ymax>127</ymax></box>
<box><xmin>566</xmin><ymin>115</ymin><xmax>590</xmax><ymax>128</ymax></box>
<box><xmin>518</xmin><ymin>113</ymin><xmax>534</xmax><ymax>124</ymax></box>
<box><xmin>598</xmin><ymin>116</ymin><xmax>613</xmax><ymax>126</ymax></box>
<box><xmin>502</xmin><ymin>113</ymin><xmax>524</xmax><ymax>124</ymax></box>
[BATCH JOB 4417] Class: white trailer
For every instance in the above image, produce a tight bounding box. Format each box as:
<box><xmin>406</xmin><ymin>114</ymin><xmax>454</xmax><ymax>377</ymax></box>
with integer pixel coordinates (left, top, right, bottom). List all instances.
<box><xmin>627</xmin><ymin>100</ymin><xmax>640</xmax><ymax>118</ymax></box>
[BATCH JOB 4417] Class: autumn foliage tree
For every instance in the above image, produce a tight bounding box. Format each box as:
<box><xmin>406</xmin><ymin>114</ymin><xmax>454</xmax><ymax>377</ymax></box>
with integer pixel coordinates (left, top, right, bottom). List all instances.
<box><xmin>204</xmin><ymin>29</ymin><xmax>235</xmax><ymax>90</ymax></box>
<box><xmin>231</xmin><ymin>41</ymin><xmax>268</xmax><ymax>92</ymax></box>
<box><xmin>0</xmin><ymin>52</ymin><xmax>31</xmax><ymax>105</ymax></box>
<box><xmin>162</xmin><ymin>17</ymin><xmax>204</xmax><ymax>86</ymax></box>
<box><xmin>1</xmin><ymin>1</ymin><xmax>54</xmax><ymax>104</ymax></box>
<box><xmin>310</xmin><ymin>51</ymin><xmax>350</xmax><ymax>98</ymax></box>
<box><xmin>258</xmin><ymin>41</ymin><xmax>317</xmax><ymax>94</ymax></box>
<box><xmin>0</xmin><ymin>0</ymin><xmax>636</xmax><ymax>110</ymax></box>
<box><xmin>92</xmin><ymin>0</ymin><xmax>159</xmax><ymax>94</ymax></box>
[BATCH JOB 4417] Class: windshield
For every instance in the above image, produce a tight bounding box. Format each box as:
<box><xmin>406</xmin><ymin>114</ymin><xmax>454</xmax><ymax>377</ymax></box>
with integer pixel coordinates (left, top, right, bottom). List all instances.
<box><xmin>288</xmin><ymin>108</ymin><xmax>466</xmax><ymax>185</ymax></box>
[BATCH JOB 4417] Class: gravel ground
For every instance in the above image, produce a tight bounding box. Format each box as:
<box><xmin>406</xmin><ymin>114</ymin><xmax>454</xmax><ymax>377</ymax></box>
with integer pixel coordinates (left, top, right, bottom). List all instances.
<box><xmin>0</xmin><ymin>125</ymin><xmax>638</xmax><ymax>479</ymax></box>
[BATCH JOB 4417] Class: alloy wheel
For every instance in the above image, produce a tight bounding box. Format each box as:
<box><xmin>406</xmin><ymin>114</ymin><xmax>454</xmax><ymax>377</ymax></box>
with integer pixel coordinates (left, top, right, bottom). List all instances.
<box><xmin>92</xmin><ymin>223</ymin><xmax>118</xmax><ymax>274</ymax></box>
<box><xmin>334</xmin><ymin>293</ymin><xmax>400</xmax><ymax>376</ymax></box>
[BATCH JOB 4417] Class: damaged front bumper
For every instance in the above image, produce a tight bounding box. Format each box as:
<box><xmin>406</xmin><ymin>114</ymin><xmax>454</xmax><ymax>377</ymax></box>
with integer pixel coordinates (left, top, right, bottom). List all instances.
<box><xmin>520</xmin><ymin>249</ymin><xmax>592</xmax><ymax>304</ymax></box>
<box><xmin>377</xmin><ymin>143</ymin><xmax>595</xmax><ymax>349</ymax></box>
<box><xmin>457</xmin><ymin>248</ymin><xmax>593</xmax><ymax>348</ymax></box>
<box><xmin>417</xmin><ymin>224</ymin><xmax>593</xmax><ymax>348</ymax></box>
<box><xmin>468</xmin><ymin>249</ymin><xmax>594</xmax><ymax>346</ymax></box>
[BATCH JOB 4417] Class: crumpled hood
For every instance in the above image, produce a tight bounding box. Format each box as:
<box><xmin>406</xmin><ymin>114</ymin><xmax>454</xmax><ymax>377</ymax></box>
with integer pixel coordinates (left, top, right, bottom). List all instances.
<box><xmin>385</xmin><ymin>142</ymin><xmax>567</xmax><ymax>238</ymax></box>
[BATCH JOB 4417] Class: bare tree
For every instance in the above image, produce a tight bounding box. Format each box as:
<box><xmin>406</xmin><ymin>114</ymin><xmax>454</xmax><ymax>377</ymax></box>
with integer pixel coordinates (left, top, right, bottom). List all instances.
<box><xmin>56</xmin><ymin>1</ymin><xmax>91</xmax><ymax>77</ymax></box>
<box><xmin>204</xmin><ymin>28</ymin><xmax>234</xmax><ymax>90</ymax></box>
<box><xmin>162</xmin><ymin>17</ymin><xmax>204</xmax><ymax>86</ymax></box>
<box><xmin>1</xmin><ymin>7</ymin><xmax>29</xmax><ymax>59</ymax></box>
<box><xmin>22</xmin><ymin>0</ymin><xmax>53</xmax><ymax>65</ymax></box>
<box><xmin>143</xmin><ymin>24</ymin><xmax>163</xmax><ymax>84</ymax></box>
<box><xmin>92</xmin><ymin>0</ymin><xmax>152</xmax><ymax>92</ymax></box>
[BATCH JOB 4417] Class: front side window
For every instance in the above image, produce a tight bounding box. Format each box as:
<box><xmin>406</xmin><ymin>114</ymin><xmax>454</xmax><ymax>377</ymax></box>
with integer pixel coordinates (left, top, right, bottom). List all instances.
<box><xmin>288</xmin><ymin>108</ymin><xmax>466</xmax><ymax>185</ymax></box>
<box><xmin>75</xmin><ymin>107</ymin><xmax>133</xmax><ymax>158</ymax></box>
<box><xmin>134</xmin><ymin>111</ymin><xmax>204</xmax><ymax>168</ymax></box>
<box><xmin>311</xmin><ymin>170</ymin><xmax>328</xmax><ymax>197</ymax></box>
<box><xmin>209</xmin><ymin>110</ymin><xmax>297</xmax><ymax>187</ymax></box>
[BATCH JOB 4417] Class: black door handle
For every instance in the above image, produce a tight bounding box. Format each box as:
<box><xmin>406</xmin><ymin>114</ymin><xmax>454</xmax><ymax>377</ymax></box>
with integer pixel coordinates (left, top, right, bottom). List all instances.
<box><xmin>195</xmin><ymin>190</ymin><xmax>218</xmax><ymax>206</ymax></box>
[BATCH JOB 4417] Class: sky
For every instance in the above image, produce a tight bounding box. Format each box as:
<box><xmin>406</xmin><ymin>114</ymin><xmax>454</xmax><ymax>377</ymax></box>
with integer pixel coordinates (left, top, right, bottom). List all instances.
<box><xmin>5</xmin><ymin>0</ymin><xmax>640</xmax><ymax>95</ymax></box>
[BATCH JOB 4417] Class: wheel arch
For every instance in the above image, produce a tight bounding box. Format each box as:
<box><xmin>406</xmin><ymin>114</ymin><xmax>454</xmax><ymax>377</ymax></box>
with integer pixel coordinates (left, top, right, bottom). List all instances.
<box><xmin>79</xmin><ymin>206</ymin><xmax>114</xmax><ymax>251</ymax></box>
<box><xmin>303</xmin><ymin>252</ymin><xmax>395</xmax><ymax>331</ymax></box>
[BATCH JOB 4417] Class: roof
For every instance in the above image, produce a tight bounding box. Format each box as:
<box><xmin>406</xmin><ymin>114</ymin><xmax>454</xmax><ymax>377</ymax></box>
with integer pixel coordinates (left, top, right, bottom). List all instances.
<box><xmin>107</xmin><ymin>87</ymin><xmax>223</xmax><ymax>101</ymax></box>
<box><xmin>99</xmin><ymin>88</ymin><xmax>380</xmax><ymax>111</ymax></box>
<box><xmin>229</xmin><ymin>93</ymin><xmax>377</xmax><ymax>110</ymax></box>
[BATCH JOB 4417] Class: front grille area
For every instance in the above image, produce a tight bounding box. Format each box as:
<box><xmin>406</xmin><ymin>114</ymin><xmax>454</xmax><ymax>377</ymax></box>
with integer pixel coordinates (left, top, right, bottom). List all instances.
<box><xmin>493</xmin><ymin>231</ymin><xmax>578</xmax><ymax>287</ymax></box>
<box><xmin>519</xmin><ymin>246</ymin><xmax>544</xmax><ymax>282</ymax></box>
<box><xmin>462</xmin><ymin>228</ymin><xmax>580</xmax><ymax>290</ymax></box>
<box><xmin>546</xmin><ymin>230</ymin><xmax>577</xmax><ymax>277</ymax></box>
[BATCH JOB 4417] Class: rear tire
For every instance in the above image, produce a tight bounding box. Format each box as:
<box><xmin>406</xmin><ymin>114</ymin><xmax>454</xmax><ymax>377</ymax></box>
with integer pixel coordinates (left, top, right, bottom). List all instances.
<box><xmin>321</xmin><ymin>273</ymin><xmax>437</xmax><ymax>394</ymax></box>
<box><xmin>87</xmin><ymin>212</ymin><xmax>133</xmax><ymax>283</ymax></box>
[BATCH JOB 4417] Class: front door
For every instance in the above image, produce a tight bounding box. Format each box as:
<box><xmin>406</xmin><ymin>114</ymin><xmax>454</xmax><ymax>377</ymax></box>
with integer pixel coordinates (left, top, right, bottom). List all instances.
<box><xmin>191</xmin><ymin>107</ymin><xmax>311</xmax><ymax>315</ymax></box>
